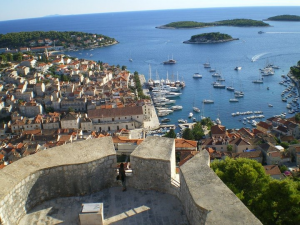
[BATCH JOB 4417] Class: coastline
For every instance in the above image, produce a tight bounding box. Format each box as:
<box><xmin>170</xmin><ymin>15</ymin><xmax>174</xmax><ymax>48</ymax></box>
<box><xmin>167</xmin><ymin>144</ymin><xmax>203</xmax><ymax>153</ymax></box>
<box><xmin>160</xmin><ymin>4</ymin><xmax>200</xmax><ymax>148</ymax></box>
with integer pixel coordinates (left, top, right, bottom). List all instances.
<box><xmin>183</xmin><ymin>38</ymin><xmax>239</xmax><ymax>44</ymax></box>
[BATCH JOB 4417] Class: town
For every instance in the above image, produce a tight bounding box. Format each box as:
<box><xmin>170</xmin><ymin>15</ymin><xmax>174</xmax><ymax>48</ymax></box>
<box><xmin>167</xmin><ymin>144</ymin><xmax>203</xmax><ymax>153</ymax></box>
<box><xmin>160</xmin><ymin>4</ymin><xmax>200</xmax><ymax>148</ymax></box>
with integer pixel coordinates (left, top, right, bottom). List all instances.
<box><xmin>0</xmin><ymin>34</ymin><xmax>299</xmax><ymax>183</ymax></box>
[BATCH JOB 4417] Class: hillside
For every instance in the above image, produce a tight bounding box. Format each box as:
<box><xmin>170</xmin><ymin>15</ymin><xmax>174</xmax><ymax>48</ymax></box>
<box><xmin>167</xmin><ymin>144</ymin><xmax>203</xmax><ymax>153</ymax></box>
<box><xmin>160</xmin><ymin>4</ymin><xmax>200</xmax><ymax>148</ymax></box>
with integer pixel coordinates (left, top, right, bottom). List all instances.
<box><xmin>183</xmin><ymin>32</ymin><xmax>238</xmax><ymax>44</ymax></box>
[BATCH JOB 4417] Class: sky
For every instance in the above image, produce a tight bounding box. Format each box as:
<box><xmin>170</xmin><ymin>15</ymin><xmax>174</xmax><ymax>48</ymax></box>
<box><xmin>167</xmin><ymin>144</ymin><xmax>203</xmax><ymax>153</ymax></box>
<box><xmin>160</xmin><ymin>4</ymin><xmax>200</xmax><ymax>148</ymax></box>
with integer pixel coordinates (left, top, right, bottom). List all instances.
<box><xmin>1</xmin><ymin>0</ymin><xmax>300</xmax><ymax>21</ymax></box>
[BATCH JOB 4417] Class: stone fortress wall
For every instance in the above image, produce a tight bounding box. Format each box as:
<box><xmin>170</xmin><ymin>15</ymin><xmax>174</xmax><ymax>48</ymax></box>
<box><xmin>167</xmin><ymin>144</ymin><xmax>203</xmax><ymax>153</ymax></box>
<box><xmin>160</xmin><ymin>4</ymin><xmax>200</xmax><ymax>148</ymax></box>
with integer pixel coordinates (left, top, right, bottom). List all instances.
<box><xmin>0</xmin><ymin>137</ymin><xmax>261</xmax><ymax>225</ymax></box>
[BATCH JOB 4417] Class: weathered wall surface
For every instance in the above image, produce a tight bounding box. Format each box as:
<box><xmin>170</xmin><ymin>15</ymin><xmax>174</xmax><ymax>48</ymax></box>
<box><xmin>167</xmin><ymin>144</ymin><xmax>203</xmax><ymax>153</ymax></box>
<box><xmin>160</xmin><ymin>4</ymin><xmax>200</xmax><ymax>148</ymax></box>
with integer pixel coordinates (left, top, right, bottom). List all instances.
<box><xmin>0</xmin><ymin>137</ymin><xmax>116</xmax><ymax>225</ymax></box>
<box><xmin>129</xmin><ymin>136</ymin><xmax>176</xmax><ymax>194</ymax></box>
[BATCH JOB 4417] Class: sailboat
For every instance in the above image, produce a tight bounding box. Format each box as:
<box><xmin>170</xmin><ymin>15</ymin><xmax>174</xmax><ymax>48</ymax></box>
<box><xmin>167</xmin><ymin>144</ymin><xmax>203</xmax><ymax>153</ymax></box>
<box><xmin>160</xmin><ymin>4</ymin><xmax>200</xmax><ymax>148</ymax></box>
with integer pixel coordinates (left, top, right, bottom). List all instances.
<box><xmin>163</xmin><ymin>54</ymin><xmax>176</xmax><ymax>64</ymax></box>
<box><xmin>147</xmin><ymin>64</ymin><xmax>154</xmax><ymax>87</ymax></box>
<box><xmin>253</xmin><ymin>70</ymin><xmax>264</xmax><ymax>84</ymax></box>
<box><xmin>193</xmin><ymin>95</ymin><xmax>200</xmax><ymax>113</ymax></box>
<box><xmin>129</xmin><ymin>51</ymin><xmax>133</xmax><ymax>62</ymax></box>
<box><xmin>193</xmin><ymin>65</ymin><xmax>202</xmax><ymax>78</ymax></box>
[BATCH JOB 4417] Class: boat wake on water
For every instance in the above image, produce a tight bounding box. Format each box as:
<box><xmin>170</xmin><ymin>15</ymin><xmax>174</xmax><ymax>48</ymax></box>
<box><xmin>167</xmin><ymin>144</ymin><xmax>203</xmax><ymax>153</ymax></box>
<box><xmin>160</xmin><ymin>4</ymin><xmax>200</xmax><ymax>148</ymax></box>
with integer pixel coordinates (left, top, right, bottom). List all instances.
<box><xmin>251</xmin><ymin>52</ymin><xmax>269</xmax><ymax>62</ymax></box>
<box><xmin>265</xmin><ymin>32</ymin><xmax>300</xmax><ymax>34</ymax></box>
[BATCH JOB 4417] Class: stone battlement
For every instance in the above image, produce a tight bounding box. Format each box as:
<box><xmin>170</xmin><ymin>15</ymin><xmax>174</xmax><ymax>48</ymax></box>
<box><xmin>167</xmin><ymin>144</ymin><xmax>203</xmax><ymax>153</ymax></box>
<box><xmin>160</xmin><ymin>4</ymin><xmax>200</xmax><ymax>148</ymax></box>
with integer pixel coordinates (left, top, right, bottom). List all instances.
<box><xmin>0</xmin><ymin>137</ymin><xmax>261</xmax><ymax>225</ymax></box>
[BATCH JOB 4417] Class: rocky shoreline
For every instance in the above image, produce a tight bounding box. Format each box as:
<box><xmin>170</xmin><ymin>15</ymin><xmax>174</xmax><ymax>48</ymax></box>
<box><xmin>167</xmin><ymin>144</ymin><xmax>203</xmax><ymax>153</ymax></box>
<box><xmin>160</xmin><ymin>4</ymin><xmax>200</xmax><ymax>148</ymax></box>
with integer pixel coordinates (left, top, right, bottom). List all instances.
<box><xmin>183</xmin><ymin>38</ymin><xmax>239</xmax><ymax>44</ymax></box>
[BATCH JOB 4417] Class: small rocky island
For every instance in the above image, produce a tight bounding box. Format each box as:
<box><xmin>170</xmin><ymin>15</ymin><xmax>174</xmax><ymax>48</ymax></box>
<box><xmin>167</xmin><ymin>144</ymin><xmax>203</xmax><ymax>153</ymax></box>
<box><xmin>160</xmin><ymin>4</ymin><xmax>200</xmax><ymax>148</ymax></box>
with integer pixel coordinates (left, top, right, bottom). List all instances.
<box><xmin>183</xmin><ymin>32</ymin><xmax>238</xmax><ymax>44</ymax></box>
<box><xmin>266</xmin><ymin>15</ymin><xmax>300</xmax><ymax>21</ymax></box>
<box><xmin>0</xmin><ymin>31</ymin><xmax>118</xmax><ymax>51</ymax></box>
<box><xmin>156</xmin><ymin>19</ymin><xmax>269</xmax><ymax>29</ymax></box>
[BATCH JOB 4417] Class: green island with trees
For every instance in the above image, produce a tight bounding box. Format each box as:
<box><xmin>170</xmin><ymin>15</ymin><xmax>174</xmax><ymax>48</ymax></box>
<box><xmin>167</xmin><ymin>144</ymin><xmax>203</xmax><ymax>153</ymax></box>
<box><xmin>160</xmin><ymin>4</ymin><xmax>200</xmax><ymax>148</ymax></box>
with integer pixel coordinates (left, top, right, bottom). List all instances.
<box><xmin>0</xmin><ymin>31</ymin><xmax>117</xmax><ymax>50</ymax></box>
<box><xmin>183</xmin><ymin>32</ymin><xmax>238</xmax><ymax>44</ymax></box>
<box><xmin>267</xmin><ymin>15</ymin><xmax>300</xmax><ymax>21</ymax></box>
<box><xmin>156</xmin><ymin>19</ymin><xmax>269</xmax><ymax>29</ymax></box>
<box><xmin>289</xmin><ymin>60</ymin><xmax>300</xmax><ymax>79</ymax></box>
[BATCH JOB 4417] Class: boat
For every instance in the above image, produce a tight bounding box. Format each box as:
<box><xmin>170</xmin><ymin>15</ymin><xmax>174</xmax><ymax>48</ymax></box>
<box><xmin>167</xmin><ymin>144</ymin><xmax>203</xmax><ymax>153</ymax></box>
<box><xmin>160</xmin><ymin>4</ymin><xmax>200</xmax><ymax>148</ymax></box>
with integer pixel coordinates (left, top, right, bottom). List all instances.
<box><xmin>217</xmin><ymin>77</ymin><xmax>225</xmax><ymax>82</ymax></box>
<box><xmin>234</xmin><ymin>66</ymin><xmax>242</xmax><ymax>70</ymax></box>
<box><xmin>215</xmin><ymin>117</ymin><xmax>221</xmax><ymax>125</ymax></box>
<box><xmin>163</xmin><ymin>55</ymin><xmax>176</xmax><ymax>64</ymax></box>
<box><xmin>188</xmin><ymin>112</ymin><xmax>193</xmax><ymax>118</ymax></box>
<box><xmin>209</xmin><ymin>68</ymin><xmax>216</xmax><ymax>72</ymax></box>
<box><xmin>268</xmin><ymin>104</ymin><xmax>273</xmax><ymax>107</ymax></box>
<box><xmin>203</xmin><ymin>62</ymin><xmax>211</xmax><ymax>68</ymax></box>
<box><xmin>161</xmin><ymin>118</ymin><xmax>170</xmax><ymax>123</ymax></box>
<box><xmin>193</xmin><ymin>107</ymin><xmax>200</xmax><ymax>113</ymax></box>
<box><xmin>258</xmin><ymin>31</ymin><xmax>264</xmax><ymax>34</ymax></box>
<box><xmin>193</xmin><ymin>117</ymin><xmax>197</xmax><ymax>122</ymax></box>
<box><xmin>129</xmin><ymin>58</ymin><xmax>133</xmax><ymax>62</ymax></box>
<box><xmin>171</xmin><ymin>105</ymin><xmax>183</xmax><ymax>110</ymax></box>
<box><xmin>212</xmin><ymin>72</ymin><xmax>221</xmax><ymax>77</ymax></box>
<box><xmin>226</xmin><ymin>86</ymin><xmax>235</xmax><ymax>91</ymax></box>
<box><xmin>203</xmin><ymin>99</ymin><xmax>214</xmax><ymax>104</ymax></box>
<box><xmin>252</xmin><ymin>79</ymin><xmax>263</xmax><ymax>84</ymax></box>
<box><xmin>213</xmin><ymin>83</ymin><xmax>226</xmax><ymax>88</ymax></box>
<box><xmin>229</xmin><ymin>98</ymin><xmax>239</xmax><ymax>102</ymax></box>
<box><xmin>178</xmin><ymin>119</ymin><xmax>187</xmax><ymax>124</ymax></box>
<box><xmin>193</xmin><ymin>73</ymin><xmax>202</xmax><ymax>78</ymax></box>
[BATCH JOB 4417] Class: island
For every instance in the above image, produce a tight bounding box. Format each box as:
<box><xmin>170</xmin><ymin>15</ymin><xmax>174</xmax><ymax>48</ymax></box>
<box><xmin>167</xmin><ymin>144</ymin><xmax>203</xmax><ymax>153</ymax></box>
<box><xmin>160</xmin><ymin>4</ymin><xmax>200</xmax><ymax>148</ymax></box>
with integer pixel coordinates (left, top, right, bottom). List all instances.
<box><xmin>0</xmin><ymin>31</ymin><xmax>118</xmax><ymax>51</ymax></box>
<box><xmin>183</xmin><ymin>32</ymin><xmax>238</xmax><ymax>44</ymax></box>
<box><xmin>156</xmin><ymin>19</ymin><xmax>269</xmax><ymax>29</ymax></box>
<box><xmin>266</xmin><ymin>15</ymin><xmax>300</xmax><ymax>21</ymax></box>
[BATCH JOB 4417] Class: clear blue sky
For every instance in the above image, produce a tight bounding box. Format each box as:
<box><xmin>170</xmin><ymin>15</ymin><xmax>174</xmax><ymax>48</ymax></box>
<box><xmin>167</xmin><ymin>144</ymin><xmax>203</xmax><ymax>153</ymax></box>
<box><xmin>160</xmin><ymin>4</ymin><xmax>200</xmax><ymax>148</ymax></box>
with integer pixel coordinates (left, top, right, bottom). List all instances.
<box><xmin>1</xmin><ymin>0</ymin><xmax>299</xmax><ymax>21</ymax></box>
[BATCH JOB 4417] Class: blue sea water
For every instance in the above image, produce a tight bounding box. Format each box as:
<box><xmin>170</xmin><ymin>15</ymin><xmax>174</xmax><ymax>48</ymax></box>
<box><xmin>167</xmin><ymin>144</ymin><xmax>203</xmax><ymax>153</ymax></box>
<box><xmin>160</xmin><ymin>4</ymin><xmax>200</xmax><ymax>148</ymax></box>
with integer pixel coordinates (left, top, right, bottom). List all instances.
<box><xmin>1</xmin><ymin>6</ymin><xmax>300</xmax><ymax>129</ymax></box>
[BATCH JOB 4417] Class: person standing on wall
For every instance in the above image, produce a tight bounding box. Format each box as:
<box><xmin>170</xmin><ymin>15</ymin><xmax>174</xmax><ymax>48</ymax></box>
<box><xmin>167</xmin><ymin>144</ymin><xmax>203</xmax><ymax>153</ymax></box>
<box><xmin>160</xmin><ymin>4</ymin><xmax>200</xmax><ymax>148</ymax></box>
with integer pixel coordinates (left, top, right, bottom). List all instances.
<box><xmin>119</xmin><ymin>163</ymin><xmax>126</xmax><ymax>191</ymax></box>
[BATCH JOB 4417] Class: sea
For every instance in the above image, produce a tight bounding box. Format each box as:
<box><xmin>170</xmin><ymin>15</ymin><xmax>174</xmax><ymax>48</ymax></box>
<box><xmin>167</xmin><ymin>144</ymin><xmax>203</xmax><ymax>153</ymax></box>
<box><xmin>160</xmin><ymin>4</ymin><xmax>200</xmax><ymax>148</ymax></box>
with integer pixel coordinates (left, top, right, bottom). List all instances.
<box><xmin>1</xmin><ymin>6</ymin><xmax>300</xmax><ymax>129</ymax></box>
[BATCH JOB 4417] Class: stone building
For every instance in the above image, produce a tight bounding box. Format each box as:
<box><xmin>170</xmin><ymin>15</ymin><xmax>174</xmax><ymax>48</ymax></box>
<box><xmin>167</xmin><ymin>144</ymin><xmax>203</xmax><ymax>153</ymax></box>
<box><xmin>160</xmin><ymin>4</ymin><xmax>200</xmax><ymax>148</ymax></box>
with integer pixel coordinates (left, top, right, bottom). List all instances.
<box><xmin>19</xmin><ymin>101</ymin><xmax>43</xmax><ymax>118</ymax></box>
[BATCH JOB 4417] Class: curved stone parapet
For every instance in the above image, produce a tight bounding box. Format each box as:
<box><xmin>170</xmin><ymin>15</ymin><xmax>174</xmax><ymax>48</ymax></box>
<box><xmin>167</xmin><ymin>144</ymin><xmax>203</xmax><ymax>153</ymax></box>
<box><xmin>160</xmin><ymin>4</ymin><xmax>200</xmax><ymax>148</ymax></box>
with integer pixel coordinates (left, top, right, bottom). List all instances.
<box><xmin>0</xmin><ymin>137</ymin><xmax>116</xmax><ymax>225</ymax></box>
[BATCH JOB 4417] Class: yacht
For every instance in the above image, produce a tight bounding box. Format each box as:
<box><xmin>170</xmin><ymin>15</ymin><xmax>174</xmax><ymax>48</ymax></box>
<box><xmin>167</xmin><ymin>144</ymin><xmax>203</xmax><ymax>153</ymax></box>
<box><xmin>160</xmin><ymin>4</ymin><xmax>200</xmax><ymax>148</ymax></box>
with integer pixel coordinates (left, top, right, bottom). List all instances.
<box><xmin>188</xmin><ymin>112</ymin><xmax>193</xmax><ymax>118</ymax></box>
<box><xmin>163</xmin><ymin>55</ymin><xmax>176</xmax><ymax>64</ymax></box>
<box><xmin>171</xmin><ymin>105</ymin><xmax>183</xmax><ymax>110</ymax></box>
<box><xmin>252</xmin><ymin>79</ymin><xmax>263</xmax><ymax>84</ymax></box>
<box><xmin>193</xmin><ymin>73</ymin><xmax>202</xmax><ymax>78</ymax></box>
<box><xmin>229</xmin><ymin>98</ymin><xmax>239</xmax><ymax>102</ymax></box>
<box><xmin>226</xmin><ymin>86</ymin><xmax>235</xmax><ymax>91</ymax></box>
<box><xmin>268</xmin><ymin>104</ymin><xmax>273</xmax><ymax>107</ymax></box>
<box><xmin>203</xmin><ymin>99</ymin><xmax>214</xmax><ymax>104</ymax></box>
<box><xmin>209</xmin><ymin>68</ymin><xmax>216</xmax><ymax>72</ymax></box>
<box><xmin>193</xmin><ymin>107</ymin><xmax>200</xmax><ymax>113</ymax></box>
<box><xmin>203</xmin><ymin>62</ymin><xmax>211</xmax><ymax>68</ymax></box>
<box><xmin>212</xmin><ymin>72</ymin><xmax>221</xmax><ymax>77</ymax></box>
<box><xmin>178</xmin><ymin>119</ymin><xmax>187</xmax><ymax>124</ymax></box>
<box><xmin>161</xmin><ymin>118</ymin><xmax>170</xmax><ymax>123</ymax></box>
<box><xmin>213</xmin><ymin>83</ymin><xmax>226</xmax><ymax>89</ymax></box>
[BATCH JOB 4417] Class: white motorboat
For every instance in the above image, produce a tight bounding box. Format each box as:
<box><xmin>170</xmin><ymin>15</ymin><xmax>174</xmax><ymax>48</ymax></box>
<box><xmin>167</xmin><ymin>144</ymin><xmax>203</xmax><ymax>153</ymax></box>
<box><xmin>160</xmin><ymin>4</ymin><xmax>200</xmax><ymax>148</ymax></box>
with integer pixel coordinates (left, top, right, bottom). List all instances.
<box><xmin>252</xmin><ymin>79</ymin><xmax>263</xmax><ymax>84</ymax></box>
<box><xmin>193</xmin><ymin>107</ymin><xmax>200</xmax><ymax>113</ymax></box>
<box><xmin>193</xmin><ymin>73</ymin><xmax>202</xmax><ymax>78</ymax></box>
<box><xmin>209</xmin><ymin>68</ymin><xmax>216</xmax><ymax>72</ymax></box>
<box><xmin>178</xmin><ymin>119</ymin><xmax>187</xmax><ymax>123</ymax></box>
<box><xmin>203</xmin><ymin>62</ymin><xmax>211</xmax><ymax>68</ymax></box>
<box><xmin>229</xmin><ymin>98</ymin><xmax>239</xmax><ymax>102</ymax></box>
<box><xmin>215</xmin><ymin>117</ymin><xmax>221</xmax><ymax>125</ymax></box>
<box><xmin>268</xmin><ymin>104</ymin><xmax>273</xmax><ymax>107</ymax></box>
<box><xmin>213</xmin><ymin>83</ymin><xmax>226</xmax><ymax>89</ymax></box>
<box><xmin>171</xmin><ymin>105</ymin><xmax>183</xmax><ymax>110</ymax></box>
<box><xmin>203</xmin><ymin>99</ymin><xmax>214</xmax><ymax>104</ymax></box>
<box><xmin>212</xmin><ymin>72</ymin><xmax>221</xmax><ymax>77</ymax></box>
<box><xmin>234</xmin><ymin>66</ymin><xmax>242</xmax><ymax>70</ymax></box>
<box><xmin>188</xmin><ymin>112</ymin><xmax>193</xmax><ymax>118</ymax></box>
<box><xmin>227</xmin><ymin>86</ymin><xmax>235</xmax><ymax>91</ymax></box>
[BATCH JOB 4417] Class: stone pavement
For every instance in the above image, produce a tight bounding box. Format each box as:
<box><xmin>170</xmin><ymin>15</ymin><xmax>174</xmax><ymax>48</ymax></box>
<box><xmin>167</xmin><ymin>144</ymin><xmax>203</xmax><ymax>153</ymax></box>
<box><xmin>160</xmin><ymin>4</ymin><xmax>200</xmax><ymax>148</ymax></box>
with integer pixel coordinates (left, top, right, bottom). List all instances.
<box><xmin>19</xmin><ymin>187</ymin><xmax>189</xmax><ymax>225</ymax></box>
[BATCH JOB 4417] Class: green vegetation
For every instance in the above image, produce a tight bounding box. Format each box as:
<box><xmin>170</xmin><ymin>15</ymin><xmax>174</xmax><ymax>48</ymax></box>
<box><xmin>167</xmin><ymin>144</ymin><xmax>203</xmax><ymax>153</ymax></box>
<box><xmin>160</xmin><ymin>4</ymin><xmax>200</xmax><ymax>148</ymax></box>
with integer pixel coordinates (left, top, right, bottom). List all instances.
<box><xmin>164</xmin><ymin>21</ymin><xmax>210</xmax><ymax>28</ymax></box>
<box><xmin>181</xmin><ymin>121</ymin><xmax>206</xmax><ymax>140</ymax></box>
<box><xmin>290</xmin><ymin>62</ymin><xmax>300</xmax><ymax>79</ymax></box>
<box><xmin>211</xmin><ymin>158</ymin><xmax>300</xmax><ymax>225</ymax></box>
<box><xmin>161</xmin><ymin>19</ymin><xmax>269</xmax><ymax>29</ymax></box>
<box><xmin>189</xmin><ymin>32</ymin><xmax>233</xmax><ymax>42</ymax></box>
<box><xmin>0</xmin><ymin>31</ymin><xmax>116</xmax><ymax>49</ymax></box>
<box><xmin>267</xmin><ymin>15</ymin><xmax>300</xmax><ymax>21</ymax></box>
<box><xmin>132</xmin><ymin>71</ymin><xmax>150</xmax><ymax>100</ymax></box>
<box><xmin>164</xmin><ymin>129</ymin><xmax>176</xmax><ymax>138</ymax></box>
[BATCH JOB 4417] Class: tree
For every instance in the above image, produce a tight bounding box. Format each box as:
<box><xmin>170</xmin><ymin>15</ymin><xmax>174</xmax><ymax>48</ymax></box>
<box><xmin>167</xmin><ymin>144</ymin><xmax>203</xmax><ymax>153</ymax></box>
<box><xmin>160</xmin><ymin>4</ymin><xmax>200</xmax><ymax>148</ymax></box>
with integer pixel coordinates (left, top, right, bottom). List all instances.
<box><xmin>45</xmin><ymin>107</ymin><xmax>54</xmax><ymax>113</ymax></box>
<box><xmin>164</xmin><ymin>129</ymin><xmax>176</xmax><ymax>138</ymax></box>
<box><xmin>121</xmin><ymin>65</ymin><xmax>127</xmax><ymax>71</ymax></box>
<box><xmin>212</xmin><ymin>158</ymin><xmax>300</xmax><ymax>225</ymax></box>
<box><xmin>227</xmin><ymin>144</ymin><xmax>233</xmax><ymax>152</ymax></box>
<box><xmin>295</xmin><ymin>113</ymin><xmax>300</xmax><ymax>122</ymax></box>
<box><xmin>211</xmin><ymin>158</ymin><xmax>270</xmax><ymax>208</ymax></box>
<box><xmin>279</xmin><ymin>165</ymin><xmax>288</xmax><ymax>173</ymax></box>
<box><xmin>253</xmin><ymin>179</ymin><xmax>300</xmax><ymax>225</ymax></box>
<box><xmin>280</xmin><ymin>142</ymin><xmax>289</xmax><ymax>149</ymax></box>
<box><xmin>192</xmin><ymin>122</ymin><xmax>204</xmax><ymax>140</ymax></box>
<box><xmin>68</xmin><ymin>107</ymin><xmax>75</xmax><ymax>112</ymax></box>
<box><xmin>182</xmin><ymin>128</ymin><xmax>194</xmax><ymax>140</ymax></box>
